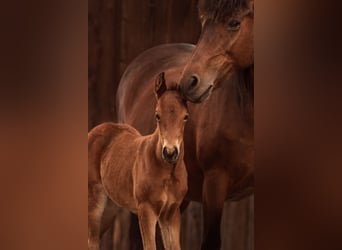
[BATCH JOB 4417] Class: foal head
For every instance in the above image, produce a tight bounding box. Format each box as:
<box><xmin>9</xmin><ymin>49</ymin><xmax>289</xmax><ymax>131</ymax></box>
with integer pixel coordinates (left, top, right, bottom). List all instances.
<box><xmin>154</xmin><ymin>72</ymin><xmax>189</xmax><ymax>165</ymax></box>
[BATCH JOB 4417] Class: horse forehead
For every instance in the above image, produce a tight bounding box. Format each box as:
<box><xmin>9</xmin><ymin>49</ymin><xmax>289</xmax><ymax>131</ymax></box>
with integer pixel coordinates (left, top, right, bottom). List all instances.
<box><xmin>159</xmin><ymin>93</ymin><xmax>184</xmax><ymax>112</ymax></box>
<box><xmin>160</xmin><ymin>101</ymin><xmax>182</xmax><ymax>114</ymax></box>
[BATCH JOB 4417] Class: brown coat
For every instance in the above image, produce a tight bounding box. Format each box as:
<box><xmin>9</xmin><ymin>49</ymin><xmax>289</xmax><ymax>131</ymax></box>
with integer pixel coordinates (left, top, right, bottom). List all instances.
<box><xmin>88</xmin><ymin>73</ymin><xmax>188</xmax><ymax>250</ymax></box>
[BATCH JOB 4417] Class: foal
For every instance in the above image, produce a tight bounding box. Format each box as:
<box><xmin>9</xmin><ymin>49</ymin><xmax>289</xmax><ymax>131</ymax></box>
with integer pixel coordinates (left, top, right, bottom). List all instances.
<box><xmin>88</xmin><ymin>72</ymin><xmax>189</xmax><ymax>250</ymax></box>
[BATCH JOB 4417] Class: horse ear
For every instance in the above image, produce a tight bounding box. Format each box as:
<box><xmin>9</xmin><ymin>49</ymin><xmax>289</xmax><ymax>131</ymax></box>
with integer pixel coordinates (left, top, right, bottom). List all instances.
<box><xmin>155</xmin><ymin>72</ymin><xmax>167</xmax><ymax>98</ymax></box>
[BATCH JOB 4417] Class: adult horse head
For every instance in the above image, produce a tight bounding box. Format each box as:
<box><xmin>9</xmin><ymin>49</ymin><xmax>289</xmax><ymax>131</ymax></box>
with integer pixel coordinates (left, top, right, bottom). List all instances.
<box><xmin>180</xmin><ymin>0</ymin><xmax>254</xmax><ymax>102</ymax></box>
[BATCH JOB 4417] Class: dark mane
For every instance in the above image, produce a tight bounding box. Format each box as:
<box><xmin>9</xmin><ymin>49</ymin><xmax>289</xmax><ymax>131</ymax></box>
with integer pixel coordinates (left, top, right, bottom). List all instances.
<box><xmin>199</xmin><ymin>0</ymin><xmax>249</xmax><ymax>21</ymax></box>
<box><xmin>234</xmin><ymin>66</ymin><xmax>254</xmax><ymax>125</ymax></box>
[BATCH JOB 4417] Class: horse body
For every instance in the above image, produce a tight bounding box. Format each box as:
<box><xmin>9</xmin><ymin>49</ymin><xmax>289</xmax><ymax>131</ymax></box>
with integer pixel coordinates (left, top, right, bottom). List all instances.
<box><xmin>117</xmin><ymin>43</ymin><xmax>254</xmax><ymax>249</ymax></box>
<box><xmin>117</xmin><ymin>43</ymin><xmax>195</xmax><ymax>135</ymax></box>
<box><xmin>89</xmin><ymin>123</ymin><xmax>139</xmax><ymax>212</ymax></box>
<box><xmin>117</xmin><ymin>0</ymin><xmax>254</xmax><ymax>248</ymax></box>
<box><xmin>183</xmin><ymin>72</ymin><xmax>254</xmax><ymax>203</ymax></box>
<box><xmin>89</xmin><ymin>75</ymin><xmax>189</xmax><ymax>250</ymax></box>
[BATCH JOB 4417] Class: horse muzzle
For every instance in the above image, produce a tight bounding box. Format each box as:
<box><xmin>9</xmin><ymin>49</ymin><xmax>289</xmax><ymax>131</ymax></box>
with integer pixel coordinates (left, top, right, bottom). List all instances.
<box><xmin>162</xmin><ymin>146</ymin><xmax>179</xmax><ymax>164</ymax></box>
<box><xmin>180</xmin><ymin>74</ymin><xmax>213</xmax><ymax>103</ymax></box>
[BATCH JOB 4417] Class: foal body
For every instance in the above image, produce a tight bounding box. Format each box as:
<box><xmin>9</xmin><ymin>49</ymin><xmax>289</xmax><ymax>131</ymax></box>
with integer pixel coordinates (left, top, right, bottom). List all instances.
<box><xmin>88</xmin><ymin>73</ymin><xmax>188</xmax><ymax>250</ymax></box>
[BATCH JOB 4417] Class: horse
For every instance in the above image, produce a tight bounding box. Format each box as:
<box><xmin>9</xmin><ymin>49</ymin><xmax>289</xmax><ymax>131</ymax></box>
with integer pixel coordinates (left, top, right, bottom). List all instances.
<box><xmin>89</xmin><ymin>72</ymin><xmax>189</xmax><ymax>250</ymax></box>
<box><xmin>117</xmin><ymin>0</ymin><xmax>254</xmax><ymax>249</ymax></box>
<box><xmin>180</xmin><ymin>0</ymin><xmax>254</xmax><ymax>102</ymax></box>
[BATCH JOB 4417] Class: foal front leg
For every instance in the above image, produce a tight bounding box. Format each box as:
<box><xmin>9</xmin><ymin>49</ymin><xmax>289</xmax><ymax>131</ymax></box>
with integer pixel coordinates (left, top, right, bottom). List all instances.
<box><xmin>138</xmin><ymin>203</ymin><xmax>158</xmax><ymax>250</ymax></box>
<box><xmin>159</xmin><ymin>206</ymin><xmax>182</xmax><ymax>250</ymax></box>
<box><xmin>201</xmin><ymin>169</ymin><xmax>229</xmax><ymax>250</ymax></box>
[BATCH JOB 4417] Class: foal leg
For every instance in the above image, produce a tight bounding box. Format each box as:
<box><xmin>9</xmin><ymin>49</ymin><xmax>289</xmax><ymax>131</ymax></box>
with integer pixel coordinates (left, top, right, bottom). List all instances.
<box><xmin>169</xmin><ymin>207</ymin><xmax>182</xmax><ymax>250</ymax></box>
<box><xmin>201</xmin><ymin>169</ymin><xmax>229</xmax><ymax>250</ymax></box>
<box><xmin>159</xmin><ymin>206</ymin><xmax>181</xmax><ymax>250</ymax></box>
<box><xmin>88</xmin><ymin>184</ymin><xmax>107</xmax><ymax>250</ymax></box>
<box><xmin>138</xmin><ymin>203</ymin><xmax>158</xmax><ymax>250</ymax></box>
<box><xmin>158</xmin><ymin>218</ymin><xmax>171</xmax><ymax>250</ymax></box>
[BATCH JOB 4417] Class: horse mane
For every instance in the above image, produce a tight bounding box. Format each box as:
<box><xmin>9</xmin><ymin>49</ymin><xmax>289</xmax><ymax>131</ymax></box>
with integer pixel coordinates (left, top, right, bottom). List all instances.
<box><xmin>233</xmin><ymin>66</ymin><xmax>254</xmax><ymax>125</ymax></box>
<box><xmin>199</xmin><ymin>0</ymin><xmax>249</xmax><ymax>21</ymax></box>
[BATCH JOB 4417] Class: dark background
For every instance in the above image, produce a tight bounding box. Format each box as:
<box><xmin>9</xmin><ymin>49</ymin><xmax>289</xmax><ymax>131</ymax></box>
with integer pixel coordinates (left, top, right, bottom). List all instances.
<box><xmin>88</xmin><ymin>0</ymin><xmax>253</xmax><ymax>249</ymax></box>
<box><xmin>0</xmin><ymin>0</ymin><xmax>342</xmax><ymax>250</ymax></box>
<box><xmin>88</xmin><ymin>0</ymin><xmax>201</xmax><ymax>128</ymax></box>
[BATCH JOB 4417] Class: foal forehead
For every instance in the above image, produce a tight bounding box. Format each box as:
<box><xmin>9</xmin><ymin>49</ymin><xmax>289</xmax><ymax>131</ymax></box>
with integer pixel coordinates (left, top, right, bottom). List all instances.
<box><xmin>158</xmin><ymin>92</ymin><xmax>186</xmax><ymax>112</ymax></box>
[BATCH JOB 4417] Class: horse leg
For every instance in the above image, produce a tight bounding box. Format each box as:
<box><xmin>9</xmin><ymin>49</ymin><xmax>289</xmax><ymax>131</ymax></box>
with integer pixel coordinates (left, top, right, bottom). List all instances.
<box><xmin>159</xmin><ymin>206</ymin><xmax>182</xmax><ymax>250</ymax></box>
<box><xmin>157</xmin><ymin>200</ymin><xmax>189</xmax><ymax>250</ymax></box>
<box><xmin>156</xmin><ymin>223</ymin><xmax>165</xmax><ymax>250</ymax></box>
<box><xmin>169</xmin><ymin>207</ymin><xmax>182</xmax><ymax>250</ymax></box>
<box><xmin>201</xmin><ymin>169</ymin><xmax>229</xmax><ymax>250</ymax></box>
<box><xmin>88</xmin><ymin>184</ymin><xmax>107</xmax><ymax>250</ymax></box>
<box><xmin>138</xmin><ymin>203</ymin><xmax>158</xmax><ymax>250</ymax></box>
<box><xmin>158</xmin><ymin>218</ymin><xmax>171</xmax><ymax>250</ymax></box>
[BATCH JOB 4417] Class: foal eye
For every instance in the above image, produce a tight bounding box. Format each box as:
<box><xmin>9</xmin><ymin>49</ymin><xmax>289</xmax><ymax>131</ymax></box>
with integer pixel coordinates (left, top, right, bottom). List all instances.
<box><xmin>155</xmin><ymin>114</ymin><xmax>160</xmax><ymax>121</ymax></box>
<box><xmin>228</xmin><ymin>19</ymin><xmax>241</xmax><ymax>30</ymax></box>
<box><xmin>183</xmin><ymin>115</ymin><xmax>189</xmax><ymax>122</ymax></box>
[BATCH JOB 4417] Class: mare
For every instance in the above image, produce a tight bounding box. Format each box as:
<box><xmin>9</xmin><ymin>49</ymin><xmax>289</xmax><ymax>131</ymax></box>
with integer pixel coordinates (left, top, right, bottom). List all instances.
<box><xmin>117</xmin><ymin>0</ymin><xmax>254</xmax><ymax>249</ymax></box>
<box><xmin>89</xmin><ymin>73</ymin><xmax>189</xmax><ymax>250</ymax></box>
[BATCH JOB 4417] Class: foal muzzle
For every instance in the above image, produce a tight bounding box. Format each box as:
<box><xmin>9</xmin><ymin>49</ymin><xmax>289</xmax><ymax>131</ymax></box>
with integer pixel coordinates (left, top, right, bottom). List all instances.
<box><xmin>162</xmin><ymin>146</ymin><xmax>179</xmax><ymax>164</ymax></box>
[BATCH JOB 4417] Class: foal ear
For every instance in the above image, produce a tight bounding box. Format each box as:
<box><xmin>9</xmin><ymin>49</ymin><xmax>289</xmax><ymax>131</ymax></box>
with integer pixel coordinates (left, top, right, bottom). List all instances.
<box><xmin>155</xmin><ymin>72</ymin><xmax>167</xmax><ymax>98</ymax></box>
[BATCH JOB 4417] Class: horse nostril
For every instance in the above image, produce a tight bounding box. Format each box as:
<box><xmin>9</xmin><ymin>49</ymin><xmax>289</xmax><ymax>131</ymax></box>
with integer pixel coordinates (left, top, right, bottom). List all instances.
<box><xmin>162</xmin><ymin>147</ymin><xmax>167</xmax><ymax>158</ymax></box>
<box><xmin>171</xmin><ymin>147</ymin><xmax>178</xmax><ymax>159</ymax></box>
<box><xmin>189</xmin><ymin>75</ymin><xmax>199</xmax><ymax>89</ymax></box>
<box><xmin>162</xmin><ymin>147</ymin><xmax>178</xmax><ymax>162</ymax></box>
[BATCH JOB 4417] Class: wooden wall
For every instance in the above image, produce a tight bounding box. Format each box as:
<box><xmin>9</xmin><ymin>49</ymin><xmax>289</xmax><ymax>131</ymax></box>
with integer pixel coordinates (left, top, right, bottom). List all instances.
<box><xmin>88</xmin><ymin>0</ymin><xmax>254</xmax><ymax>249</ymax></box>
<box><xmin>89</xmin><ymin>0</ymin><xmax>201</xmax><ymax>128</ymax></box>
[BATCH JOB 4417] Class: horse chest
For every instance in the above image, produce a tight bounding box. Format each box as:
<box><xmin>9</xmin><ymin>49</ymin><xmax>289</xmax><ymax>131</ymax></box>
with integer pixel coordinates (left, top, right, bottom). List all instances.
<box><xmin>185</xmin><ymin>114</ymin><xmax>254</xmax><ymax>200</ymax></box>
<box><xmin>162</xmin><ymin>178</ymin><xmax>182</xmax><ymax>201</ymax></box>
<box><xmin>144</xmin><ymin>175</ymin><xmax>185</xmax><ymax>213</ymax></box>
<box><xmin>158</xmin><ymin>190</ymin><xmax>180</xmax><ymax>216</ymax></box>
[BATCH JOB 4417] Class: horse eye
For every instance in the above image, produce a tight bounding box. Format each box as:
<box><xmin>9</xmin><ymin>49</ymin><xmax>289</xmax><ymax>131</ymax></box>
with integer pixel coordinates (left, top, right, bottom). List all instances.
<box><xmin>184</xmin><ymin>115</ymin><xmax>189</xmax><ymax>122</ymax></box>
<box><xmin>228</xmin><ymin>19</ymin><xmax>240</xmax><ymax>30</ymax></box>
<box><xmin>155</xmin><ymin>114</ymin><xmax>160</xmax><ymax>121</ymax></box>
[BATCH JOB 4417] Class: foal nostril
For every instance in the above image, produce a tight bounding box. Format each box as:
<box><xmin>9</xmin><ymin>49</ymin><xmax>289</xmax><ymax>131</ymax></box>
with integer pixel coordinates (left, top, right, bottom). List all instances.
<box><xmin>162</xmin><ymin>146</ymin><xmax>179</xmax><ymax>162</ymax></box>
<box><xmin>162</xmin><ymin>147</ymin><xmax>167</xmax><ymax>158</ymax></box>
<box><xmin>189</xmin><ymin>75</ymin><xmax>199</xmax><ymax>89</ymax></box>
<box><xmin>171</xmin><ymin>147</ymin><xmax>178</xmax><ymax>160</ymax></box>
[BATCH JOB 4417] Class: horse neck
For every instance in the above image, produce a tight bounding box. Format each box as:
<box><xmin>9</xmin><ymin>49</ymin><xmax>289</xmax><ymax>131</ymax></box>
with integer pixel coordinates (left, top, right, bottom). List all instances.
<box><xmin>195</xmin><ymin>66</ymin><xmax>253</xmax><ymax>136</ymax></box>
<box><xmin>143</xmin><ymin>128</ymin><xmax>163</xmax><ymax>165</ymax></box>
<box><xmin>223</xmin><ymin>66</ymin><xmax>254</xmax><ymax>126</ymax></box>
